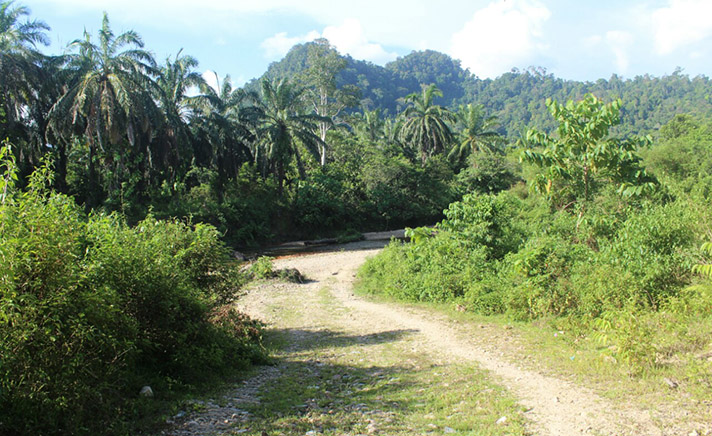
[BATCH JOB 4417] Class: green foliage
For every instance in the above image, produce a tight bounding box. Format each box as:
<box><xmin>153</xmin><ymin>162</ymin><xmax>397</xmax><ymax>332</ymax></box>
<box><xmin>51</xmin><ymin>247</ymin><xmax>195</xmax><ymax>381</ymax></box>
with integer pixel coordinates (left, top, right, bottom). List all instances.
<box><xmin>8</xmin><ymin>4</ymin><xmax>712</xmax><ymax>249</ymax></box>
<box><xmin>404</xmin><ymin>226</ymin><xmax>435</xmax><ymax>245</ymax></box>
<box><xmin>250</xmin><ymin>256</ymin><xmax>275</xmax><ymax>280</ymax></box>
<box><xmin>0</xmin><ymin>159</ymin><xmax>264</xmax><ymax>435</ymax></box>
<box><xmin>522</xmin><ymin>94</ymin><xmax>657</xmax><ymax>209</ymax></box>
<box><xmin>358</xmin><ymin>173</ymin><xmax>707</xmax><ymax>371</ymax></box>
<box><xmin>360</xmin><ymin>153</ymin><xmax>456</xmax><ymax>229</ymax></box>
<box><xmin>643</xmin><ymin>116</ymin><xmax>712</xmax><ymax>198</ymax></box>
<box><xmin>448</xmin><ymin>103</ymin><xmax>503</xmax><ymax>165</ymax></box>
<box><xmin>399</xmin><ymin>84</ymin><xmax>456</xmax><ymax>165</ymax></box>
<box><xmin>359</xmin><ymin>191</ymin><xmax>525</xmax><ymax>305</ymax></box>
<box><xmin>438</xmin><ymin>191</ymin><xmax>525</xmax><ymax>259</ymax></box>
<box><xmin>291</xmin><ymin>169</ymin><xmax>354</xmax><ymax>236</ymax></box>
<box><xmin>455</xmin><ymin>153</ymin><xmax>521</xmax><ymax>194</ymax></box>
<box><xmin>692</xmin><ymin>241</ymin><xmax>712</xmax><ymax>278</ymax></box>
<box><xmin>0</xmin><ymin>140</ymin><xmax>18</xmax><ymax>204</ymax></box>
<box><xmin>154</xmin><ymin>163</ymin><xmax>279</xmax><ymax>247</ymax></box>
<box><xmin>298</xmin><ymin>38</ymin><xmax>360</xmax><ymax>165</ymax></box>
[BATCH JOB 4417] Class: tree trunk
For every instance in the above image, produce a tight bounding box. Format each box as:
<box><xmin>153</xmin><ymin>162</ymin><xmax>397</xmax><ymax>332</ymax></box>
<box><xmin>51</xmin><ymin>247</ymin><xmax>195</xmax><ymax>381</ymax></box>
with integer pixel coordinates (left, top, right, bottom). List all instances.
<box><xmin>55</xmin><ymin>142</ymin><xmax>68</xmax><ymax>193</ymax></box>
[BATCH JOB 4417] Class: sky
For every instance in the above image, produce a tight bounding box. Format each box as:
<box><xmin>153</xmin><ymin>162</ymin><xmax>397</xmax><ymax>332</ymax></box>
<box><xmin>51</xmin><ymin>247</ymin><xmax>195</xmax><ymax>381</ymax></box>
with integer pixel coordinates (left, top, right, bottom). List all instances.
<box><xmin>21</xmin><ymin>0</ymin><xmax>712</xmax><ymax>87</ymax></box>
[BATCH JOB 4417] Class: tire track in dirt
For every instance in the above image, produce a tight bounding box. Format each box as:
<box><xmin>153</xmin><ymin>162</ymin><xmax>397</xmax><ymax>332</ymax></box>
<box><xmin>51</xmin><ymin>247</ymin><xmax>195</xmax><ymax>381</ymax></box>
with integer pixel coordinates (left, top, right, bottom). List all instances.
<box><xmin>162</xmin><ymin>241</ymin><xmax>685</xmax><ymax>436</ymax></box>
<box><xmin>271</xmin><ymin>245</ymin><xmax>665</xmax><ymax>436</ymax></box>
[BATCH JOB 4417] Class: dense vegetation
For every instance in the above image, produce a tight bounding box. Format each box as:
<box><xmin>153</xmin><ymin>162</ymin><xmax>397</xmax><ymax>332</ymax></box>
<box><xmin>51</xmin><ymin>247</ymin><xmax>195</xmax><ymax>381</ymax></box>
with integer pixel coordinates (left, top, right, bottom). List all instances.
<box><xmin>5</xmin><ymin>2</ymin><xmax>712</xmax><ymax>248</ymax></box>
<box><xmin>0</xmin><ymin>144</ymin><xmax>266</xmax><ymax>435</ymax></box>
<box><xmin>3</xmin><ymin>0</ymin><xmax>712</xmax><ymax>433</ymax></box>
<box><xmin>358</xmin><ymin>97</ymin><xmax>712</xmax><ymax>370</ymax></box>
<box><xmin>255</xmin><ymin>45</ymin><xmax>712</xmax><ymax>137</ymax></box>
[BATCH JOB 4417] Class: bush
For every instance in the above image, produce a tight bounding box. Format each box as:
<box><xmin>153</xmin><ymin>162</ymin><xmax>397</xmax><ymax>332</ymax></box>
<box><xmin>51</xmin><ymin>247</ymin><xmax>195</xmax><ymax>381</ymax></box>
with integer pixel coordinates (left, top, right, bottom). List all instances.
<box><xmin>250</xmin><ymin>256</ymin><xmax>275</xmax><ymax>279</ymax></box>
<box><xmin>153</xmin><ymin>164</ymin><xmax>280</xmax><ymax>247</ymax></box>
<box><xmin>359</xmin><ymin>191</ymin><xmax>525</xmax><ymax>303</ymax></box>
<box><xmin>0</xmin><ymin>155</ymin><xmax>265</xmax><ymax>435</ymax></box>
<box><xmin>456</xmin><ymin>153</ymin><xmax>521</xmax><ymax>195</ymax></box>
<box><xmin>438</xmin><ymin>191</ymin><xmax>526</xmax><ymax>259</ymax></box>
<box><xmin>357</xmin><ymin>182</ymin><xmax>706</xmax><ymax>364</ymax></box>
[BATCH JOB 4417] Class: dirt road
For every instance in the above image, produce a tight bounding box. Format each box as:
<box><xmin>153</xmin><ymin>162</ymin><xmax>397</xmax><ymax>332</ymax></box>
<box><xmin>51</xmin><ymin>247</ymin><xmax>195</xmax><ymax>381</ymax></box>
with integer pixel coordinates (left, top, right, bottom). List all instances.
<box><xmin>162</xmin><ymin>241</ymin><xmax>702</xmax><ymax>436</ymax></box>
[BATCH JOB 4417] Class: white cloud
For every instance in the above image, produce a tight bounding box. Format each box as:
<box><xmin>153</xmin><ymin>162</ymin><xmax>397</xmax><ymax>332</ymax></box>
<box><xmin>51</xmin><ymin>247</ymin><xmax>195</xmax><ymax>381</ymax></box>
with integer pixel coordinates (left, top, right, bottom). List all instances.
<box><xmin>606</xmin><ymin>31</ymin><xmax>633</xmax><ymax>73</ymax></box>
<box><xmin>40</xmin><ymin>0</ymin><xmax>466</xmax><ymax>50</ymax></box>
<box><xmin>260</xmin><ymin>19</ymin><xmax>397</xmax><ymax>64</ymax></box>
<box><xmin>322</xmin><ymin>19</ymin><xmax>397</xmax><ymax>64</ymax></box>
<box><xmin>449</xmin><ymin>0</ymin><xmax>551</xmax><ymax>78</ymax></box>
<box><xmin>652</xmin><ymin>0</ymin><xmax>712</xmax><ymax>55</ymax></box>
<box><xmin>261</xmin><ymin>31</ymin><xmax>321</xmax><ymax>59</ymax></box>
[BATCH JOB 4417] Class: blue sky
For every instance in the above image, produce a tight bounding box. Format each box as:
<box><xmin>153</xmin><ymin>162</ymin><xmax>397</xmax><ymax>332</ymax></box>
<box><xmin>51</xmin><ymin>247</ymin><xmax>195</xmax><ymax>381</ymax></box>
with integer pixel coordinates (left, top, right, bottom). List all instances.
<box><xmin>22</xmin><ymin>0</ymin><xmax>712</xmax><ymax>87</ymax></box>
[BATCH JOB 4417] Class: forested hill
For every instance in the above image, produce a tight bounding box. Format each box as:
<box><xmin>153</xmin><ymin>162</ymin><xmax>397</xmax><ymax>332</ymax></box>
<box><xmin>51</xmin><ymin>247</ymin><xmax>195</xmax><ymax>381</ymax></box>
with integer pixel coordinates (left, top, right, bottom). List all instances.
<box><xmin>246</xmin><ymin>42</ymin><xmax>712</xmax><ymax>137</ymax></box>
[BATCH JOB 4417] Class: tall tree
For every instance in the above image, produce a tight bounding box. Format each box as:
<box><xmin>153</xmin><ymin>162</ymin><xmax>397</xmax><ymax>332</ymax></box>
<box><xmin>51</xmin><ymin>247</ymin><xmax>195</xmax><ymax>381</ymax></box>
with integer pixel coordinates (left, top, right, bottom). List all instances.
<box><xmin>155</xmin><ymin>49</ymin><xmax>205</xmax><ymax>179</ymax></box>
<box><xmin>448</xmin><ymin>103</ymin><xmax>502</xmax><ymax>165</ymax></box>
<box><xmin>254</xmin><ymin>78</ymin><xmax>328</xmax><ymax>194</ymax></box>
<box><xmin>48</xmin><ymin>13</ymin><xmax>159</xmax><ymax>205</ymax></box>
<box><xmin>189</xmin><ymin>73</ymin><xmax>256</xmax><ymax>181</ymax></box>
<box><xmin>522</xmin><ymin>94</ymin><xmax>657</xmax><ymax>211</ymax></box>
<box><xmin>299</xmin><ymin>38</ymin><xmax>359</xmax><ymax>165</ymax></box>
<box><xmin>399</xmin><ymin>84</ymin><xmax>455</xmax><ymax>165</ymax></box>
<box><xmin>0</xmin><ymin>1</ymin><xmax>50</xmax><ymax>153</ymax></box>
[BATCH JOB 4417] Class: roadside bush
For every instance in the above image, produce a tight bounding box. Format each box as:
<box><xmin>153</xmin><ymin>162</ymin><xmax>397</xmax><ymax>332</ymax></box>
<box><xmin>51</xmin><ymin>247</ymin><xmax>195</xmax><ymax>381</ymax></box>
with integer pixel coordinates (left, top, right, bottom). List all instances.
<box><xmin>358</xmin><ymin>185</ymin><xmax>705</xmax><ymax>353</ymax></box>
<box><xmin>359</xmin><ymin>191</ymin><xmax>525</xmax><ymax>303</ymax></box>
<box><xmin>249</xmin><ymin>256</ymin><xmax>275</xmax><ymax>279</ymax></box>
<box><xmin>438</xmin><ymin>191</ymin><xmax>526</xmax><ymax>259</ymax></box>
<box><xmin>598</xmin><ymin>200</ymin><xmax>698</xmax><ymax>307</ymax></box>
<box><xmin>0</xmin><ymin>156</ymin><xmax>265</xmax><ymax>435</ymax></box>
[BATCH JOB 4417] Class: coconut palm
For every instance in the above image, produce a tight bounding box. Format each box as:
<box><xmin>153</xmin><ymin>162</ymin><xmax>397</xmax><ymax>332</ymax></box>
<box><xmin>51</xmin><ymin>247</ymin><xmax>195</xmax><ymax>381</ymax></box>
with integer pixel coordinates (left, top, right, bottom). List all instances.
<box><xmin>155</xmin><ymin>49</ymin><xmax>205</xmax><ymax>179</ymax></box>
<box><xmin>352</xmin><ymin>108</ymin><xmax>384</xmax><ymax>143</ymax></box>
<box><xmin>48</xmin><ymin>13</ymin><xmax>159</xmax><ymax>205</ymax></box>
<box><xmin>254</xmin><ymin>78</ymin><xmax>329</xmax><ymax>195</ymax></box>
<box><xmin>189</xmin><ymin>73</ymin><xmax>257</xmax><ymax>181</ymax></box>
<box><xmin>399</xmin><ymin>84</ymin><xmax>455</xmax><ymax>165</ymax></box>
<box><xmin>0</xmin><ymin>1</ymin><xmax>50</xmax><ymax>147</ymax></box>
<box><xmin>448</xmin><ymin>103</ymin><xmax>503</xmax><ymax>165</ymax></box>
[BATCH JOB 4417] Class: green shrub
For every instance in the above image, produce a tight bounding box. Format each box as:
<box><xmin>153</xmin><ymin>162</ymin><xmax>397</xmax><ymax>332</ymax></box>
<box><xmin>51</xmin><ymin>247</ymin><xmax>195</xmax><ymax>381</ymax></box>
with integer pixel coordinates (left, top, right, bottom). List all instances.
<box><xmin>359</xmin><ymin>191</ymin><xmax>525</xmax><ymax>304</ymax></box>
<box><xmin>438</xmin><ymin>191</ymin><xmax>526</xmax><ymax>259</ymax></box>
<box><xmin>250</xmin><ymin>256</ymin><xmax>275</xmax><ymax>279</ymax></box>
<box><xmin>357</xmin><ymin>177</ymin><xmax>706</xmax><ymax>371</ymax></box>
<box><xmin>599</xmin><ymin>200</ymin><xmax>697</xmax><ymax>307</ymax></box>
<box><xmin>152</xmin><ymin>164</ymin><xmax>279</xmax><ymax>247</ymax></box>
<box><xmin>291</xmin><ymin>170</ymin><xmax>353</xmax><ymax>236</ymax></box>
<box><xmin>0</xmin><ymin>155</ymin><xmax>265</xmax><ymax>435</ymax></box>
<box><xmin>455</xmin><ymin>153</ymin><xmax>521</xmax><ymax>195</ymax></box>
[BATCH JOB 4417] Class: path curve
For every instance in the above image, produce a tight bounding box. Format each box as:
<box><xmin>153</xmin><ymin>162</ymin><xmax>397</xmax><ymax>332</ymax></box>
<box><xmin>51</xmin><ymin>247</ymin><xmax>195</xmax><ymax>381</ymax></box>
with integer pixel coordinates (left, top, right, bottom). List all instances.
<box><xmin>269</xmin><ymin>245</ymin><xmax>662</xmax><ymax>436</ymax></box>
<box><xmin>162</xmin><ymin>241</ymin><xmax>698</xmax><ymax>436</ymax></box>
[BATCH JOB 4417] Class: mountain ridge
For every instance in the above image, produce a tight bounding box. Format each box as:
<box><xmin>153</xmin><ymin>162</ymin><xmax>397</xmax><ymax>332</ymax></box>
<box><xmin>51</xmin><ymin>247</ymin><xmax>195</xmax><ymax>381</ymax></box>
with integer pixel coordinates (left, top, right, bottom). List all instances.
<box><xmin>245</xmin><ymin>42</ymin><xmax>712</xmax><ymax>137</ymax></box>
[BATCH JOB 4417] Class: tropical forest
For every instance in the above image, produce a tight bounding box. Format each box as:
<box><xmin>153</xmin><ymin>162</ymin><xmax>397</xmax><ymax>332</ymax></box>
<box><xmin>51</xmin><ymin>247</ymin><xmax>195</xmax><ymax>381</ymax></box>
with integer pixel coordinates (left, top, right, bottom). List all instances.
<box><xmin>1</xmin><ymin>1</ymin><xmax>711</xmax><ymax>435</ymax></box>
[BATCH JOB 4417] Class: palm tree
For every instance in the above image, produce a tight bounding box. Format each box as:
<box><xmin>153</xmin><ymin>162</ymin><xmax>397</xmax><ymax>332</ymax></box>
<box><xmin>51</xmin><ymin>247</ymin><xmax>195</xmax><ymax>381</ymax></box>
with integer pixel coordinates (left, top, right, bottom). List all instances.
<box><xmin>448</xmin><ymin>103</ymin><xmax>503</xmax><ymax>165</ymax></box>
<box><xmin>188</xmin><ymin>73</ymin><xmax>256</xmax><ymax>182</ymax></box>
<box><xmin>0</xmin><ymin>1</ymin><xmax>50</xmax><ymax>154</ymax></box>
<box><xmin>254</xmin><ymin>78</ymin><xmax>329</xmax><ymax>195</ymax></box>
<box><xmin>399</xmin><ymin>84</ymin><xmax>455</xmax><ymax>165</ymax></box>
<box><xmin>353</xmin><ymin>108</ymin><xmax>384</xmax><ymax>143</ymax></box>
<box><xmin>155</xmin><ymin>49</ymin><xmax>205</xmax><ymax>180</ymax></box>
<box><xmin>48</xmin><ymin>13</ymin><xmax>159</xmax><ymax>205</ymax></box>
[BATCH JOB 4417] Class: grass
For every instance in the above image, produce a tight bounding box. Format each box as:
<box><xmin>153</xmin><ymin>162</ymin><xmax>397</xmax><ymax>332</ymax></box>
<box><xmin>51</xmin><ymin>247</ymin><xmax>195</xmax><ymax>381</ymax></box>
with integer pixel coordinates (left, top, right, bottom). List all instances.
<box><xmin>232</xmin><ymin>330</ymin><xmax>529</xmax><ymax>435</ymax></box>
<box><xmin>223</xmin><ymin>279</ymin><xmax>531</xmax><ymax>435</ymax></box>
<box><xmin>351</xmin><ymin>295</ymin><xmax>712</xmax><ymax>429</ymax></box>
